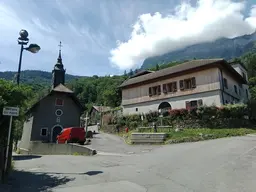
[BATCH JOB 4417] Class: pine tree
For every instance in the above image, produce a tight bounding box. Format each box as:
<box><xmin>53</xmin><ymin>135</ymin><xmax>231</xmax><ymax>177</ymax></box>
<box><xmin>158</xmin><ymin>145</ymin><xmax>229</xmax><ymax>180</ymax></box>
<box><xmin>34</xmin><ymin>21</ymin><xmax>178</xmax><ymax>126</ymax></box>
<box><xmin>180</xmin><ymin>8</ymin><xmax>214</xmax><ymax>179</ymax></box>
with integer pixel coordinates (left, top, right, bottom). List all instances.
<box><xmin>156</xmin><ymin>64</ymin><xmax>160</xmax><ymax>71</ymax></box>
<box><xmin>129</xmin><ymin>69</ymin><xmax>134</xmax><ymax>76</ymax></box>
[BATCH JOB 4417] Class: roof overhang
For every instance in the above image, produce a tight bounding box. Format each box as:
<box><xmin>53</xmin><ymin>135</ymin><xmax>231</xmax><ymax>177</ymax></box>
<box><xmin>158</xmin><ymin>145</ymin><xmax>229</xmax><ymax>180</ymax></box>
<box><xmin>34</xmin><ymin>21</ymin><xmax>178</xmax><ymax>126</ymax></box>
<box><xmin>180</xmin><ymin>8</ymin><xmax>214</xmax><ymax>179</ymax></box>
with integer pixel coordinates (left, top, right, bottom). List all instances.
<box><xmin>119</xmin><ymin>59</ymin><xmax>247</xmax><ymax>89</ymax></box>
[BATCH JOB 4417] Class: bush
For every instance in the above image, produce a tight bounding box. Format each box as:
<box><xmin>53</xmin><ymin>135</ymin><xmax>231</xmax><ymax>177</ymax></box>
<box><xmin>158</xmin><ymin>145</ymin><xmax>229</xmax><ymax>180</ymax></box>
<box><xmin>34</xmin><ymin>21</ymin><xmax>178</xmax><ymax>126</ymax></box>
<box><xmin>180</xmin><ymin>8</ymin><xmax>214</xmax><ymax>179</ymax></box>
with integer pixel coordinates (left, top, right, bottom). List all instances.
<box><xmin>116</xmin><ymin>103</ymin><xmax>255</xmax><ymax>130</ymax></box>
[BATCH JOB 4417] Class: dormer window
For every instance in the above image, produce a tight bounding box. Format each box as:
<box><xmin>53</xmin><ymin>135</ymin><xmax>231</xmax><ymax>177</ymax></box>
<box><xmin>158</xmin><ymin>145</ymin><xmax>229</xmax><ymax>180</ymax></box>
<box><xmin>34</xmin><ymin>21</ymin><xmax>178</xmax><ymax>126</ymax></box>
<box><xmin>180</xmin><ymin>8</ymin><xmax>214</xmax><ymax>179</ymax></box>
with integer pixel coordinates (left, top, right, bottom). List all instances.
<box><xmin>55</xmin><ymin>98</ymin><xmax>64</xmax><ymax>106</ymax></box>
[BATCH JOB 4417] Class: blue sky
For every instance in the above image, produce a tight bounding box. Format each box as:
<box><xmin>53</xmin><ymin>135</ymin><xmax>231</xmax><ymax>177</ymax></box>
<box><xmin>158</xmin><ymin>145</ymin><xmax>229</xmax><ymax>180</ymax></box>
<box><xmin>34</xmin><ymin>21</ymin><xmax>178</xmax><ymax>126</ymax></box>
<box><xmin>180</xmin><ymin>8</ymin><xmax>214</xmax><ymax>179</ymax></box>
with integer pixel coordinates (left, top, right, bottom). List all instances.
<box><xmin>0</xmin><ymin>0</ymin><xmax>255</xmax><ymax>76</ymax></box>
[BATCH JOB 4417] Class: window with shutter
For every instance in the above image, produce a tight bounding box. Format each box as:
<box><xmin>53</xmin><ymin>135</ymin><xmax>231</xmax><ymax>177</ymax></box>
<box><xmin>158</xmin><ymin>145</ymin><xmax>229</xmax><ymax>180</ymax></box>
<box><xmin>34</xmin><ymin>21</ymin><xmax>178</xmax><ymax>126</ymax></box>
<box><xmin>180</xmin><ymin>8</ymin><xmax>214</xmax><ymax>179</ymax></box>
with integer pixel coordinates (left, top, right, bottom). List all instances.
<box><xmin>234</xmin><ymin>85</ymin><xmax>237</xmax><ymax>94</ymax></box>
<box><xmin>198</xmin><ymin>99</ymin><xmax>203</xmax><ymax>106</ymax></box>
<box><xmin>191</xmin><ymin>77</ymin><xmax>196</xmax><ymax>88</ymax></box>
<box><xmin>163</xmin><ymin>84</ymin><xmax>167</xmax><ymax>93</ymax></box>
<box><xmin>158</xmin><ymin>85</ymin><xmax>161</xmax><ymax>95</ymax></box>
<box><xmin>167</xmin><ymin>83</ymin><xmax>172</xmax><ymax>92</ymax></box>
<box><xmin>190</xmin><ymin>100</ymin><xmax>198</xmax><ymax>108</ymax></box>
<box><xmin>55</xmin><ymin>98</ymin><xmax>64</xmax><ymax>106</ymax></box>
<box><xmin>149</xmin><ymin>87</ymin><xmax>152</xmax><ymax>96</ymax></box>
<box><xmin>171</xmin><ymin>82</ymin><xmax>174</xmax><ymax>92</ymax></box>
<box><xmin>180</xmin><ymin>80</ymin><xmax>184</xmax><ymax>90</ymax></box>
<box><xmin>185</xmin><ymin>101</ymin><xmax>190</xmax><ymax>110</ymax></box>
<box><xmin>173</xmin><ymin>82</ymin><xmax>177</xmax><ymax>92</ymax></box>
<box><xmin>184</xmin><ymin>79</ymin><xmax>192</xmax><ymax>89</ymax></box>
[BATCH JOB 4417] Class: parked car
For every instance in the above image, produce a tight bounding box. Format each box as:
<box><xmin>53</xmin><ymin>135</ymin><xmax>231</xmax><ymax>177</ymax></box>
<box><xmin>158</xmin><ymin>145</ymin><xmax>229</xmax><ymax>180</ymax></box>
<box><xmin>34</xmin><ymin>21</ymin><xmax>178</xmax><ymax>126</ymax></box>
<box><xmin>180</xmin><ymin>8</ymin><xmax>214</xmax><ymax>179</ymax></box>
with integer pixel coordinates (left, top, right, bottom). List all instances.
<box><xmin>56</xmin><ymin>127</ymin><xmax>85</xmax><ymax>145</ymax></box>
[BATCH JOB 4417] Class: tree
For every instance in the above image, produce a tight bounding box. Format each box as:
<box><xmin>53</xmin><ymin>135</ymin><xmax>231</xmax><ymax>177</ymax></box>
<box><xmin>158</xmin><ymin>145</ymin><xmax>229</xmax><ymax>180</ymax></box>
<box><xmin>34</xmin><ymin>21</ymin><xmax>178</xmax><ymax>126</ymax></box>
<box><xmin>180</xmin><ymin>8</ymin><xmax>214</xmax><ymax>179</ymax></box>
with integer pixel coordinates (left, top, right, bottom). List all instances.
<box><xmin>0</xmin><ymin>79</ymin><xmax>33</xmax><ymax>178</ymax></box>
<box><xmin>241</xmin><ymin>52</ymin><xmax>256</xmax><ymax>78</ymax></box>
<box><xmin>241</xmin><ymin>51</ymin><xmax>256</xmax><ymax>100</ymax></box>
<box><xmin>128</xmin><ymin>69</ymin><xmax>134</xmax><ymax>76</ymax></box>
<box><xmin>155</xmin><ymin>64</ymin><xmax>160</xmax><ymax>71</ymax></box>
<box><xmin>249</xmin><ymin>77</ymin><xmax>256</xmax><ymax>100</ymax></box>
<box><xmin>0</xmin><ymin>80</ymin><xmax>33</xmax><ymax>141</ymax></box>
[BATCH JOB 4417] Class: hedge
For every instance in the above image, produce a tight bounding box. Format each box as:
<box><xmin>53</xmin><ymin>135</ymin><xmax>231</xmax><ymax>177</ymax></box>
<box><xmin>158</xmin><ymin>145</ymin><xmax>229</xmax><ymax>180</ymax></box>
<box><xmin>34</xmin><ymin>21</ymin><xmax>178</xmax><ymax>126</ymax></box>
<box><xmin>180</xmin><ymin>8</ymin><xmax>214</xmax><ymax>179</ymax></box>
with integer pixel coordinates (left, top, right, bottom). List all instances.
<box><xmin>115</xmin><ymin>103</ymin><xmax>256</xmax><ymax>130</ymax></box>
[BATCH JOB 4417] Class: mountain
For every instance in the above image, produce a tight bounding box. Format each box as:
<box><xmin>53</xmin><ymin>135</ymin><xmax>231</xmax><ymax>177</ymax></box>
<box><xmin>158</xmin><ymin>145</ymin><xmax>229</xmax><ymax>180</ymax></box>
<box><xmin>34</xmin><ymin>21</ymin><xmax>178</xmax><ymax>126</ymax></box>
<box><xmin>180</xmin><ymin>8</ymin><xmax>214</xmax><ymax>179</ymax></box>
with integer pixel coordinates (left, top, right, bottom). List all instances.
<box><xmin>141</xmin><ymin>32</ymin><xmax>256</xmax><ymax>69</ymax></box>
<box><xmin>0</xmin><ymin>70</ymin><xmax>82</xmax><ymax>86</ymax></box>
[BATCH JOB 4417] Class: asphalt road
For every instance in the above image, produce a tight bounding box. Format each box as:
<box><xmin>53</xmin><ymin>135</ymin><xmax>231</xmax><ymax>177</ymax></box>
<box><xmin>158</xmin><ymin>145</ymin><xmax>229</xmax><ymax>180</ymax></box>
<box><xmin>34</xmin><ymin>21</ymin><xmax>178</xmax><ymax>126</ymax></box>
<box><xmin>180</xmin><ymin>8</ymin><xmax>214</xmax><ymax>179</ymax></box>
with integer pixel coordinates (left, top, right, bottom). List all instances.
<box><xmin>90</xmin><ymin>132</ymin><xmax>161</xmax><ymax>155</ymax></box>
<box><xmin>2</xmin><ymin>134</ymin><xmax>256</xmax><ymax>192</ymax></box>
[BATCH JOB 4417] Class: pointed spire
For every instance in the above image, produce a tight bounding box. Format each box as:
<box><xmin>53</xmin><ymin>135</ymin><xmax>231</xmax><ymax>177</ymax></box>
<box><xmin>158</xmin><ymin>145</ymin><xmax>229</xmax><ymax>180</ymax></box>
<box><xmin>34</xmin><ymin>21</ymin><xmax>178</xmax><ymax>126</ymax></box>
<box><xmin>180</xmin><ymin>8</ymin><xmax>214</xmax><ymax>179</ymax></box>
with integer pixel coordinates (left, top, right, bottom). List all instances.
<box><xmin>57</xmin><ymin>41</ymin><xmax>63</xmax><ymax>64</ymax></box>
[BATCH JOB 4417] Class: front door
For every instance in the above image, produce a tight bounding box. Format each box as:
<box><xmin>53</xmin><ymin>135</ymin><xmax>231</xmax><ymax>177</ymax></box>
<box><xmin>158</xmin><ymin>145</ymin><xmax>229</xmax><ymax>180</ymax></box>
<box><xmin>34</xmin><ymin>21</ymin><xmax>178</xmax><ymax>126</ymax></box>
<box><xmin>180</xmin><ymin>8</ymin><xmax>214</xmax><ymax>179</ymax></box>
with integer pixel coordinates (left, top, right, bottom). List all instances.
<box><xmin>52</xmin><ymin>126</ymin><xmax>62</xmax><ymax>143</ymax></box>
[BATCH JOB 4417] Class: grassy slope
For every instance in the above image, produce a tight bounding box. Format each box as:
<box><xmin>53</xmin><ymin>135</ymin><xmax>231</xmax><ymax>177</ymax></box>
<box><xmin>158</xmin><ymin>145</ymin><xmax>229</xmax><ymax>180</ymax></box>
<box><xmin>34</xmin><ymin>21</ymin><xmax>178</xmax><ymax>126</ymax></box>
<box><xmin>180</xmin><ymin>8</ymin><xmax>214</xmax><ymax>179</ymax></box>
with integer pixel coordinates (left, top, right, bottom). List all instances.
<box><xmin>120</xmin><ymin>128</ymin><xmax>256</xmax><ymax>145</ymax></box>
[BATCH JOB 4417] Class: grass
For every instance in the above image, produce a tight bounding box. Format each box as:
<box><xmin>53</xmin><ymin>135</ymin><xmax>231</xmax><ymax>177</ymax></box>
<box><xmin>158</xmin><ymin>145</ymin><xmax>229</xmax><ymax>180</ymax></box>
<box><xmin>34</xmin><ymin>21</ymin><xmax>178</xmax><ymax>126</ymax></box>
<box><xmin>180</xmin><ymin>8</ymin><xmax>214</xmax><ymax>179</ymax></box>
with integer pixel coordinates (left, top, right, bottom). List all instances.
<box><xmin>118</xmin><ymin>132</ymin><xmax>133</xmax><ymax>145</ymax></box>
<box><xmin>164</xmin><ymin>128</ymin><xmax>256</xmax><ymax>144</ymax></box>
<box><xmin>72</xmin><ymin>152</ymin><xmax>87</xmax><ymax>156</ymax></box>
<box><xmin>122</xmin><ymin>128</ymin><xmax>256</xmax><ymax>145</ymax></box>
<box><xmin>15</xmin><ymin>148</ymin><xmax>21</xmax><ymax>154</ymax></box>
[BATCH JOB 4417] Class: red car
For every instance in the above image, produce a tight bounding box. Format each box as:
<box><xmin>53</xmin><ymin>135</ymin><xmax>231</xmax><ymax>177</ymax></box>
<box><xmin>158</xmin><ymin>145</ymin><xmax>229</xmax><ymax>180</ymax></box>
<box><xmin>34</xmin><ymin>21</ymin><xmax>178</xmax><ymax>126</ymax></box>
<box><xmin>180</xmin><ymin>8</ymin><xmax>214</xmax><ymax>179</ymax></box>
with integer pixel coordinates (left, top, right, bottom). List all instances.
<box><xmin>56</xmin><ymin>127</ymin><xmax>85</xmax><ymax>145</ymax></box>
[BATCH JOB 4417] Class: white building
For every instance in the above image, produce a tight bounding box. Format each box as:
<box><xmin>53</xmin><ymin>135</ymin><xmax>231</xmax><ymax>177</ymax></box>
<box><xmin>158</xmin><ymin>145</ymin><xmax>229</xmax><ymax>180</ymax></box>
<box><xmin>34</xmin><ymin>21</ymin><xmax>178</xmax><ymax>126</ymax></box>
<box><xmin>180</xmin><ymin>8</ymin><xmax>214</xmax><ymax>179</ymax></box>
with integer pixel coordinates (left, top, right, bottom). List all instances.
<box><xmin>119</xmin><ymin>59</ymin><xmax>250</xmax><ymax>115</ymax></box>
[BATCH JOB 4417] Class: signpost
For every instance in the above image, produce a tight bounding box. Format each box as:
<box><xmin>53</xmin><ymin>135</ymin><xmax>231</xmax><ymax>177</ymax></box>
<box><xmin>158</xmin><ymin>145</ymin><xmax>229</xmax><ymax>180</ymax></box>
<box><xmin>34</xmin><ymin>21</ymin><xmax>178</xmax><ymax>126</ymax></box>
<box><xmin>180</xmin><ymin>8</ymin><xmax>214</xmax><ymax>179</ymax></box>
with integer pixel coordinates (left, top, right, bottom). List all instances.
<box><xmin>2</xmin><ymin>107</ymin><xmax>19</xmax><ymax>173</ymax></box>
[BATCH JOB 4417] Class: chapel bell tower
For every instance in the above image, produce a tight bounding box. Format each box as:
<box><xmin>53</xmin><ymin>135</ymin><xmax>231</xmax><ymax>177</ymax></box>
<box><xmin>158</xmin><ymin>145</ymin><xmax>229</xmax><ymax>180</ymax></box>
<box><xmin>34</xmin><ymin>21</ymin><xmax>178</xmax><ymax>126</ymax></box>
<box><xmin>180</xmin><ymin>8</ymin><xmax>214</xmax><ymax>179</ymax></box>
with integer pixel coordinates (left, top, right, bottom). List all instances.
<box><xmin>52</xmin><ymin>41</ymin><xmax>66</xmax><ymax>88</ymax></box>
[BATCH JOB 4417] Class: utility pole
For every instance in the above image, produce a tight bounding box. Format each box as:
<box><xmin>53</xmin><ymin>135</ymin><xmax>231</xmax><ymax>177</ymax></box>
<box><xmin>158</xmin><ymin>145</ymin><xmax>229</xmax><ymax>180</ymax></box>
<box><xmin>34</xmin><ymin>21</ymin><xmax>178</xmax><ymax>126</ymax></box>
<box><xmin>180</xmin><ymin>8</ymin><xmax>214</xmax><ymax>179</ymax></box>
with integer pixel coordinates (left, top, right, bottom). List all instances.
<box><xmin>100</xmin><ymin>104</ymin><xmax>103</xmax><ymax>128</ymax></box>
<box><xmin>84</xmin><ymin>112</ymin><xmax>89</xmax><ymax>138</ymax></box>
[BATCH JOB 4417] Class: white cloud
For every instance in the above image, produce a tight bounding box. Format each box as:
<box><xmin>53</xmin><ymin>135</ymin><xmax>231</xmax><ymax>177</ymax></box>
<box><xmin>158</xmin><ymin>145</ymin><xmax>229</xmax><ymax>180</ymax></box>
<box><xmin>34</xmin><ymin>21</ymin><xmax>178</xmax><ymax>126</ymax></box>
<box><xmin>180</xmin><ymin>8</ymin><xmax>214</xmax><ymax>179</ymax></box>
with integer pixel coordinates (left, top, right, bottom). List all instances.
<box><xmin>109</xmin><ymin>0</ymin><xmax>256</xmax><ymax>70</ymax></box>
<box><xmin>246</xmin><ymin>5</ymin><xmax>256</xmax><ymax>26</ymax></box>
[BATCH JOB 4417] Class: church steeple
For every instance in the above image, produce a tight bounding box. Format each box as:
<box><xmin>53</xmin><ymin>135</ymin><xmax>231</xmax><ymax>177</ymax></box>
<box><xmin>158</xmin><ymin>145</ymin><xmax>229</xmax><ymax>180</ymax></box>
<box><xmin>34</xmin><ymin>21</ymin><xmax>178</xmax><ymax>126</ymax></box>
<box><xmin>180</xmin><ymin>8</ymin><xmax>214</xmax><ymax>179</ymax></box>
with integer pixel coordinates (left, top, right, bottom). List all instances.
<box><xmin>57</xmin><ymin>44</ymin><xmax>63</xmax><ymax>65</ymax></box>
<box><xmin>52</xmin><ymin>41</ymin><xmax>66</xmax><ymax>88</ymax></box>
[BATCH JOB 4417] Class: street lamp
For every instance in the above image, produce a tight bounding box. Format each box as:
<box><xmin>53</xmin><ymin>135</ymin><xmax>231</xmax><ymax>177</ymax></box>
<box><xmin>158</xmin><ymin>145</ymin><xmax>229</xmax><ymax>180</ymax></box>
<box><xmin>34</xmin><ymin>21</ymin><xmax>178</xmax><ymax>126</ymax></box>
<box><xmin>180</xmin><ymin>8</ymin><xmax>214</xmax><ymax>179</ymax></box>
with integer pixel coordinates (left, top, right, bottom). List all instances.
<box><xmin>17</xmin><ymin>29</ymin><xmax>41</xmax><ymax>85</ymax></box>
<box><xmin>159</xmin><ymin>109</ymin><xmax>163</xmax><ymax>126</ymax></box>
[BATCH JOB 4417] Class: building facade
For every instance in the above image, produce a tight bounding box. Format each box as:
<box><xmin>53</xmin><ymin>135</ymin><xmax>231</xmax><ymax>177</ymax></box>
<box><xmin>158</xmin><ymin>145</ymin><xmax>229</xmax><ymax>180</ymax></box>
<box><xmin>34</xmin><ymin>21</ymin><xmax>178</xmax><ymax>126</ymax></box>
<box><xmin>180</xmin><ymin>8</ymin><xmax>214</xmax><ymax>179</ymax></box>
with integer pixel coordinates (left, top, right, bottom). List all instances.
<box><xmin>120</xmin><ymin>59</ymin><xmax>250</xmax><ymax>115</ymax></box>
<box><xmin>19</xmin><ymin>48</ymin><xmax>83</xmax><ymax>151</ymax></box>
<box><xmin>89</xmin><ymin>106</ymin><xmax>111</xmax><ymax>125</ymax></box>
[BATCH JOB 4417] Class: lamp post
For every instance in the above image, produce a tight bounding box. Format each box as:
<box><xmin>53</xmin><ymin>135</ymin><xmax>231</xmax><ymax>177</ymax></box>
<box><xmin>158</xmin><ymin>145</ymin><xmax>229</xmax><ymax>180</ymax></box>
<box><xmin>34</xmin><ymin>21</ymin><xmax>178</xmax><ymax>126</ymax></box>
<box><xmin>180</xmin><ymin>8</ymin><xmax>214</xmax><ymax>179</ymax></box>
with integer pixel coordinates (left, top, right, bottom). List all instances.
<box><xmin>159</xmin><ymin>109</ymin><xmax>163</xmax><ymax>126</ymax></box>
<box><xmin>17</xmin><ymin>29</ymin><xmax>41</xmax><ymax>85</ymax></box>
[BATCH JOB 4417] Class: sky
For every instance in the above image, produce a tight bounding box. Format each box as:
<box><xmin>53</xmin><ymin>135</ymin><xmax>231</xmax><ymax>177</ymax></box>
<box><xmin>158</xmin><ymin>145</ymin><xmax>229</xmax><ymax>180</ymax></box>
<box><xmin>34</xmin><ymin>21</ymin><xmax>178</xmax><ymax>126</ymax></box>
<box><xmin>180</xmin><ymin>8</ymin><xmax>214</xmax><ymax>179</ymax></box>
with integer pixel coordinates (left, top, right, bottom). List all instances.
<box><xmin>0</xmin><ymin>0</ymin><xmax>255</xmax><ymax>76</ymax></box>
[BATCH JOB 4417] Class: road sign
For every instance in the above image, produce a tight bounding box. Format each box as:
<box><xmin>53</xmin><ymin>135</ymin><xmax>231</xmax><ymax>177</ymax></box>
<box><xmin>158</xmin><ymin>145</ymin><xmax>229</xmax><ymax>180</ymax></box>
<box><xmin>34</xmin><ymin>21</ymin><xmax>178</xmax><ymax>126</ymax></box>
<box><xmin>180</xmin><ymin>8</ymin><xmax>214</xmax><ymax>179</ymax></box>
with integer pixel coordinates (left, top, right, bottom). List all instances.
<box><xmin>3</xmin><ymin>107</ymin><xmax>20</xmax><ymax>117</ymax></box>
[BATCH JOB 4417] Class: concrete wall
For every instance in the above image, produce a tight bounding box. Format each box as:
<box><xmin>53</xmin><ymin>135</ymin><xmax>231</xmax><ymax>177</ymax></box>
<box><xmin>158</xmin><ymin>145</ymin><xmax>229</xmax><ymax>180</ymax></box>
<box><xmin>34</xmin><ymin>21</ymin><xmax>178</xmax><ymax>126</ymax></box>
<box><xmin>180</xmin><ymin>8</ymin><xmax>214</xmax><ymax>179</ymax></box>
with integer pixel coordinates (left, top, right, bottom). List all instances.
<box><xmin>19</xmin><ymin>141</ymin><xmax>96</xmax><ymax>156</ymax></box>
<box><xmin>122</xmin><ymin>68</ymin><xmax>221</xmax><ymax>106</ymax></box>
<box><xmin>123</xmin><ymin>90</ymin><xmax>222</xmax><ymax>115</ymax></box>
<box><xmin>31</xmin><ymin>92</ymin><xmax>81</xmax><ymax>142</ymax></box>
<box><xmin>19</xmin><ymin>116</ymin><xmax>34</xmax><ymax>150</ymax></box>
